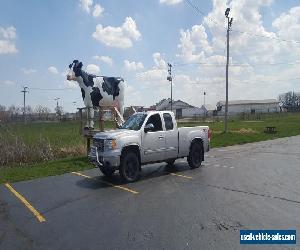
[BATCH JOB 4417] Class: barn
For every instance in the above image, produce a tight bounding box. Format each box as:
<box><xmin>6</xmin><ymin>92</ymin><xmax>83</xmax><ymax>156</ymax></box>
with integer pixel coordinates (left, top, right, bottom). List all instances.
<box><xmin>154</xmin><ymin>98</ymin><xmax>211</xmax><ymax>118</ymax></box>
<box><xmin>216</xmin><ymin>99</ymin><xmax>280</xmax><ymax>115</ymax></box>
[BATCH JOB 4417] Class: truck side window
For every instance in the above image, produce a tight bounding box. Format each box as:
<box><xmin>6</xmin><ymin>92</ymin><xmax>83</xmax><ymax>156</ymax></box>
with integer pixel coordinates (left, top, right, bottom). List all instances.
<box><xmin>146</xmin><ymin>114</ymin><xmax>162</xmax><ymax>132</ymax></box>
<box><xmin>163</xmin><ymin>113</ymin><xmax>174</xmax><ymax>130</ymax></box>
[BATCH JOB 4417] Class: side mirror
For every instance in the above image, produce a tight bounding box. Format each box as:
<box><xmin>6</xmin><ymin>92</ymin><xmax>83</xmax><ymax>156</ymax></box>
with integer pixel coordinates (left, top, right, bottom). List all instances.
<box><xmin>144</xmin><ymin>123</ymin><xmax>154</xmax><ymax>133</ymax></box>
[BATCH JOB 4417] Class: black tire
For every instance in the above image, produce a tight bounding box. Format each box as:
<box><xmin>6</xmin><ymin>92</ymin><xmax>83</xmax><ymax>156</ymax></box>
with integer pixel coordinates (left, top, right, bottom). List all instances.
<box><xmin>166</xmin><ymin>159</ymin><xmax>175</xmax><ymax>166</ymax></box>
<box><xmin>99</xmin><ymin>165</ymin><xmax>115</xmax><ymax>177</ymax></box>
<box><xmin>119</xmin><ymin>151</ymin><xmax>140</xmax><ymax>183</ymax></box>
<box><xmin>187</xmin><ymin>141</ymin><xmax>203</xmax><ymax>169</ymax></box>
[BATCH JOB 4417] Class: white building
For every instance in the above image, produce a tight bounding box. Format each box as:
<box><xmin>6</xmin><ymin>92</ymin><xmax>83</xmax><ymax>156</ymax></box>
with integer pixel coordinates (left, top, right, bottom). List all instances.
<box><xmin>216</xmin><ymin>99</ymin><xmax>280</xmax><ymax>115</ymax></box>
<box><xmin>154</xmin><ymin>98</ymin><xmax>215</xmax><ymax>118</ymax></box>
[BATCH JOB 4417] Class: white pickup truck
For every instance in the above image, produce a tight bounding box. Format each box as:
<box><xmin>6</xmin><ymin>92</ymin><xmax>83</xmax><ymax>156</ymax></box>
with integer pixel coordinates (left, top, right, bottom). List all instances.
<box><xmin>89</xmin><ymin>111</ymin><xmax>211</xmax><ymax>182</ymax></box>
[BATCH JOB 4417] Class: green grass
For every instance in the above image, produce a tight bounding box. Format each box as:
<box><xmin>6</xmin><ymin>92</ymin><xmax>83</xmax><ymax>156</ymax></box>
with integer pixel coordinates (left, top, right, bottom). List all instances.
<box><xmin>0</xmin><ymin>156</ymin><xmax>92</xmax><ymax>184</ymax></box>
<box><xmin>178</xmin><ymin>112</ymin><xmax>300</xmax><ymax>147</ymax></box>
<box><xmin>1</xmin><ymin>112</ymin><xmax>300</xmax><ymax>183</ymax></box>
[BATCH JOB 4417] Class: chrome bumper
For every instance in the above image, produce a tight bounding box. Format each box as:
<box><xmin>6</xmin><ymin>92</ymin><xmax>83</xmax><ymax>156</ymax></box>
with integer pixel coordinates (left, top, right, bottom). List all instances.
<box><xmin>88</xmin><ymin>146</ymin><xmax>120</xmax><ymax>168</ymax></box>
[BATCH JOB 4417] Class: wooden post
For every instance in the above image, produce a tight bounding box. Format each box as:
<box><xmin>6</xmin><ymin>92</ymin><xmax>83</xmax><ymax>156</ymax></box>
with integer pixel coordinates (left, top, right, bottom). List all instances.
<box><xmin>86</xmin><ymin>136</ymin><xmax>91</xmax><ymax>156</ymax></box>
<box><xmin>78</xmin><ymin>108</ymin><xmax>83</xmax><ymax>134</ymax></box>
<box><xmin>99</xmin><ymin>107</ymin><xmax>104</xmax><ymax>132</ymax></box>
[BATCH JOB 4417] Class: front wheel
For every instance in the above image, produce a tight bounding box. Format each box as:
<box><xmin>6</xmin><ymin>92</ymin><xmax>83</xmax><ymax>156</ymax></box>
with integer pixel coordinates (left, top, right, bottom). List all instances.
<box><xmin>99</xmin><ymin>165</ymin><xmax>115</xmax><ymax>177</ymax></box>
<box><xmin>166</xmin><ymin>159</ymin><xmax>176</xmax><ymax>166</ymax></box>
<box><xmin>187</xmin><ymin>141</ymin><xmax>203</xmax><ymax>169</ymax></box>
<box><xmin>119</xmin><ymin>152</ymin><xmax>141</xmax><ymax>183</ymax></box>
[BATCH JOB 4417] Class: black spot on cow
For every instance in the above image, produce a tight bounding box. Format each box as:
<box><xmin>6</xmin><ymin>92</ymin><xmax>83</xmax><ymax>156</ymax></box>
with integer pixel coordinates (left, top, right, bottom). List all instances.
<box><xmin>80</xmin><ymin>88</ymin><xmax>85</xmax><ymax>101</ymax></box>
<box><xmin>90</xmin><ymin>87</ymin><xmax>103</xmax><ymax>106</ymax></box>
<box><xmin>102</xmin><ymin>77</ymin><xmax>124</xmax><ymax>100</ymax></box>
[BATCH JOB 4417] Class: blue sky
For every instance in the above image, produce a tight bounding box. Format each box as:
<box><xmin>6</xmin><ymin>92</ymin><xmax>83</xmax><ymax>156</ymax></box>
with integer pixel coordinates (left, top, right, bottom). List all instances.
<box><xmin>1</xmin><ymin>0</ymin><xmax>300</xmax><ymax>112</ymax></box>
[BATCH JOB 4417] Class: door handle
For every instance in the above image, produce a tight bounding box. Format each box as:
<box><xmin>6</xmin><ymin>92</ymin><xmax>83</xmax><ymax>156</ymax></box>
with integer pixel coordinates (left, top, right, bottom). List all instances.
<box><xmin>158</xmin><ymin>136</ymin><xmax>164</xmax><ymax>139</ymax></box>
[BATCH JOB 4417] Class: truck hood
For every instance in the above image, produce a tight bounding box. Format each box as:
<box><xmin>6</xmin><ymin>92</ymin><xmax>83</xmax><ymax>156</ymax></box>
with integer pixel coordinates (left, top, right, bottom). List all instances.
<box><xmin>93</xmin><ymin>129</ymin><xmax>136</xmax><ymax>140</ymax></box>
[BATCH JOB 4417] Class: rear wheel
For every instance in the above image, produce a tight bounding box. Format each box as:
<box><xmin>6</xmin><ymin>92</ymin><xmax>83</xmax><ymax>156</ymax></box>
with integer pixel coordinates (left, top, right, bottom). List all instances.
<box><xmin>119</xmin><ymin>152</ymin><xmax>140</xmax><ymax>183</ymax></box>
<box><xmin>187</xmin><ymin>141</ymin><xmax>203</xmax><ymax>169</ymax></box>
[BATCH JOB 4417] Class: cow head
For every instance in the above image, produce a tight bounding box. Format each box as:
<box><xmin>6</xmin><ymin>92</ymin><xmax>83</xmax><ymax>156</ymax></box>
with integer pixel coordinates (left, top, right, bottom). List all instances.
<box><xmin>67</xmin><ymin>60</ymin><xmax>83</xmax><ymax>81</ymax></box>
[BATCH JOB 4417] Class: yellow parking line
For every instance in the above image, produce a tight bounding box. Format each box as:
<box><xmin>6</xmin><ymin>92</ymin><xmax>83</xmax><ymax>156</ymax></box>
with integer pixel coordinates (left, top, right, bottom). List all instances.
<box><xmin>71</xmin><ymin>172</ymin><xmax>139</xmax><ymax>195</ymax></box>
<box><xmin>4</xmin><ymin>183</ymin><xmax>45</xmax><ymax>223</ymax></box>
<box><xmin>170</xmin><ymin>173</ymin><xmax>192</xmax><ymax>179</ymax></box>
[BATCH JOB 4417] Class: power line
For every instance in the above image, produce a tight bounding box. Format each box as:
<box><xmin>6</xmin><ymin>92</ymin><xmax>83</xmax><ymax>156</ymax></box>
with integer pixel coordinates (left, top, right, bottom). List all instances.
<box><xmin>174</xmin><ymin>61</ymin><xmax>300</xmax><ymax>67</ymax></box>
<box><xmin>29</xmin><ymin>87</ymin><xmax>76</xmax><ymax>91</ymax></box>
<box><xmin>184</xmin><ymin>0</ymin><xmax>220</xmax><ymax>26</ymax></box>
<box><xmin>184</xmin><ymin>0</ymin><xmax>300</xmax><ymax>45</ymax></box>
<box><xmin>231</xmin><ymin>29</ymin><xmax>300</xmax><ymax>45</ymax></box>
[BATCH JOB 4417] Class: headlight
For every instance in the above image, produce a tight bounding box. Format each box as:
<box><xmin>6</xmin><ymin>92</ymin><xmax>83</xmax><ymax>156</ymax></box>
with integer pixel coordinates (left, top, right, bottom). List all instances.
<box><xmin>104</xmin><ymin>139</ymin><xmax>117</xmax><ymax>151</ymax></box>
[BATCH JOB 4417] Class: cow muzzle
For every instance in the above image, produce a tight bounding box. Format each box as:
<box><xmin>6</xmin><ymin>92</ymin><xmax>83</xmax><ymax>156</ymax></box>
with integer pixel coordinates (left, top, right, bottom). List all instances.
<box><xmin>67</xmin><ymin>75</ymin><xmax>73</xmax><ymax>81</ymax></box>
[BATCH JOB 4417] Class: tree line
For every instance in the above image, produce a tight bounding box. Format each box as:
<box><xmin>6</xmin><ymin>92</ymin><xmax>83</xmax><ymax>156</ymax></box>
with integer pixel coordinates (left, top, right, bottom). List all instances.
<box><xmin>279</xmin><ymin>91</ymin><xmax>300</xmax><ymax>112</ymax></box>
<box><xmin>0</xmin><ymin>104</ymin><xmax>64</xmax><ymax>121</ymax></box>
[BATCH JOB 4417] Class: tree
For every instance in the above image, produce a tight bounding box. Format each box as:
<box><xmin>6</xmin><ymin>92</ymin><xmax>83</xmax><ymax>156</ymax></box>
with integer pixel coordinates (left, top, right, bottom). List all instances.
<box><xmin>8</xmin><ymin>105</ymin><xmax>17</xmax><ymax>114</ymax></box>
<box><xmin>55</xmin><ymin>105</ymin><xmax>63</xmax><ymax>117</ymax></box>
<box><xmin>35</xmin><ymin>105</ymin><xmax>51</xmax><ymax>120</ymax></box>
<box><xmin>0</xmin><ymin>105</ymin><xmax>6</xmax><ymax>112</ymax></box>
<box><xmin>279</xmin><ymin>91</ymin><xmax>300</xmax><ymax>112</ymax></box>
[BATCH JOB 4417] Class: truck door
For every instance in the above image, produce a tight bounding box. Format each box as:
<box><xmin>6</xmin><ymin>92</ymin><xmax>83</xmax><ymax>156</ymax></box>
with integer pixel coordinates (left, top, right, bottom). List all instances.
<box><xmin>163</xmin><ymin>113</ymin><xmax>178</xmax><ymax>159</ymax></box>
<box><xmin>142</xmin><ymin>113</ymin><xmax>166</xmax><ymax>163</ymax></box>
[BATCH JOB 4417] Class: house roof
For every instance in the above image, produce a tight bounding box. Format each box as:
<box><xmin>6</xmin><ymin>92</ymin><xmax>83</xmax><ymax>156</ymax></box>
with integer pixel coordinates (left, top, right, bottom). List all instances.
<box><xmin>217</xmin><ymin>99</ymin><xmax>279</xmax><ymax>106</ymax></box>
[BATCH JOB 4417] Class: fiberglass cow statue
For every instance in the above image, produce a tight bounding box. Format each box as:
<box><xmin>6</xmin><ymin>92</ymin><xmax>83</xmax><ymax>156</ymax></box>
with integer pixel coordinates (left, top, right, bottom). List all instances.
<box><xmin>67</xmin><ymin>60</ymin><xmax>125</xmax><ymax>129</ymax></box>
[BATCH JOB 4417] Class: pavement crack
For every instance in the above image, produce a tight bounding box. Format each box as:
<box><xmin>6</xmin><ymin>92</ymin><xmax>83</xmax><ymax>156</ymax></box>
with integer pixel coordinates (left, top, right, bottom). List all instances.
<box><xmin>205</xmin><ymin>184</ymin><xmax>300</xmax><ymax>205</ymax></box>
<box><xmin>41</xmin><ymin>193</ymin><xmax>93</xmax><ymax>215</ymax></box>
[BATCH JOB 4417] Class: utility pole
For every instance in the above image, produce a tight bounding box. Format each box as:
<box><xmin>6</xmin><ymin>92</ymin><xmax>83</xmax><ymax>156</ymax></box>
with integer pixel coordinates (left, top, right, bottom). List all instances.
<box><xmin>204</xmin><ymin>91</ymin><xmax>206</xmax><ymax>118</ymax></box>
<box><xmin>21</xmin><ymin>86</ymin><xmax>29</xmax><ymax>123</ymax></box>
<box><xmin>167</xmin><ymin>63</ymin><xmax>173</xmax><ymax>112</ymax></box>
<box><xmin>225</xmin><ymin>8</ymin><xmax>233</xmax><ymax>133</ymax></box>
<box><xmin>54</xmin><ymin>97</ymin><xmax>60</xmax><ymax>108</ymax></box>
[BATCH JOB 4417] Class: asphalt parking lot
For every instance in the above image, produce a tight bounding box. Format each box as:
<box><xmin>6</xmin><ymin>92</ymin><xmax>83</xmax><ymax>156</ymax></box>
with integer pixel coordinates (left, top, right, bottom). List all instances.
<box><xmin>1</xmin><ymin>136</ymin><xmax>300</xmax><ymax>249</ymax></box>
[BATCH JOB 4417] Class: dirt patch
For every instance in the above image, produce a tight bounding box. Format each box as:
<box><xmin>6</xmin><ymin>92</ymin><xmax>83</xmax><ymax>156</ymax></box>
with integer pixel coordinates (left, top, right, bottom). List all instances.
<box><xmin>232</xmin><ymin>128</ymin><xmax>258</xmax><ymax>134</ymax></box>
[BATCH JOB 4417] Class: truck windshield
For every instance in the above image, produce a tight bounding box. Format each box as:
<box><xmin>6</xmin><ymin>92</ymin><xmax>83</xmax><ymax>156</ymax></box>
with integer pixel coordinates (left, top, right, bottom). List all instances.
<box><xmin>120</xmin><ymin>113</ymin><xmax>147</xmax><ymax>131</ymax></box>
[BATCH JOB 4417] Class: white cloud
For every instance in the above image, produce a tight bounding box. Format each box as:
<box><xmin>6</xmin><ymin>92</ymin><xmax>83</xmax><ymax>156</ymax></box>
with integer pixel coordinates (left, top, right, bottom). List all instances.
<box><xmin>159</xmin><ymin>0</ymin><xmax>183</xmax><ymax>5</ymax></box>
<box><xmin>124</xmin><ymin>60</ymin><xmax>144</xmax><ymax>71</ymax></box>
<box><xmin>0</xmin><ymin>26</ymin><xmax>17</xmax><ymax>54</ymax></box>
<box><xmin>136</xmin><ymin>53</ymin><xmax>168</xmax><ymax>87</ymax></box>
<box><xmin>272</xmin><ymin>6</ymin><xmax>300</xmax><ymax>41</ymax></box>
<box><xmin>3</xmin><ymin>80</ymin><xmax>15</xmax><ymax>86</ymax></box>
<box><xmin>48</xmin><ymin>66</ymin><xmax>59</xmax><ymax>74</ymax></box>
<box><xmin>0</xmin><ymin>26</ymin><xmax>16</xmax><ymax>39</ymax></box>
<box><xmin>92</xmin><ymin>17</ymin><xmax>141</xmax><ymax>49</ymax></box>
<box><xmin>79</xmin><ymin>0</ymin><xmax>93</xmax><ymax>13</ymax></box>
<box><xmin>93</xmin><ymin>55</ymin><xmax>113</xmax><ymax>66</ymax></box>
<box><xmin>64</xmin><ymin>80</ymin><xmax>79</xmax><ymax>89</ymax></box>
<box><xmin>173</xmin><ymin>0</ymin><xmax>300</xmax><ymax>107</ymax></box>
<box><xmin>93</xmin><ymin>4</ymin><xmax>104</xmax><ymax>17</ymax></box>
<box><xmin>86</xmin><ymin>64</ymin><xmax>100</xmax><ymax>74</ymax></box>
<box><xmin>21</xmin><ymin>68</ymin><xmax>37</xmax><ymax>74</ymax></box>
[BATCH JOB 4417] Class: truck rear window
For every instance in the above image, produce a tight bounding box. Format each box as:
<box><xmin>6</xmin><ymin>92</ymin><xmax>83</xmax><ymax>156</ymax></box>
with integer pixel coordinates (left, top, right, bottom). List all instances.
<box><xmin>163</xmin><ymin>113</ymin><xmax>174</xmax><ymax>130</ymax></box>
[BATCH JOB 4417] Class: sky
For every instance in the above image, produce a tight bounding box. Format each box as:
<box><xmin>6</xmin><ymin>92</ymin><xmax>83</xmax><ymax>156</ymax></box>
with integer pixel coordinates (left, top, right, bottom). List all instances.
<box><xmin>0</xmin><ymin>0</ymin><xmax>300</xmax><ymax>113</ymax></box>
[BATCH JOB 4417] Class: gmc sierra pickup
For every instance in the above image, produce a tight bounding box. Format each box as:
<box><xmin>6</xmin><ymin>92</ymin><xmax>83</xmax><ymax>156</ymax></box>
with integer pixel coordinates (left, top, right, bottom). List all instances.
<box><xmin>89</xmin><ymin>111</ymin><xmax>211</xmax><ymax>182</ymax></box>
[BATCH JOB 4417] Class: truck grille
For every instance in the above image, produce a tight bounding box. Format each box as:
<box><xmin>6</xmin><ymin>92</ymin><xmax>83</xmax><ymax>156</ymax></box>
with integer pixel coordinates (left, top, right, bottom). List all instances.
<box><xmin>93</xmin><ymin>139</ymin><xmax>104</xmax><ymax>152</ymax></box>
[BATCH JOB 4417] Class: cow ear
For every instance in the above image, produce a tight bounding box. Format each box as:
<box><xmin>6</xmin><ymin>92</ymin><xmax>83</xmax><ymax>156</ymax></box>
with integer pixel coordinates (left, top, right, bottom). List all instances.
<box><xmin>78</xmin><ymin>62</ymin><xmax>83</xmax><ymax>68</ymax></box>
<box><xmin>69</xmin><ymin>64</ymin><xmax>72</xmax><ymax>69</ymax></box>
<box><xmin>73</xmin><ymin>60</ymin><xmax>78</xmax><ymax>64</ymax></box>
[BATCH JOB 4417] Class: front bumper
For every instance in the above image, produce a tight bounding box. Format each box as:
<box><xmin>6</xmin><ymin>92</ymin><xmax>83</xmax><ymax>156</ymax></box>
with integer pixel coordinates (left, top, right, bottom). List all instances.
<box><xmin>88</xmin><ymin>146</ymin><xmax>121</xmax><ymax>169</ymax></box>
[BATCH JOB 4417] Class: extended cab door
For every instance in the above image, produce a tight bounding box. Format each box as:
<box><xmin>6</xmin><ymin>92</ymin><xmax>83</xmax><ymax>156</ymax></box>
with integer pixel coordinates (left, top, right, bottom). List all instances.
<box><xmin>163</xmin><ymin>113</ymin><xmax>178</xmax><ymax>159</ymax></box>
<box><xmin>142</xmin><ymin>113</ymin><xmax>166</xmax><ymax>163</ymax></box>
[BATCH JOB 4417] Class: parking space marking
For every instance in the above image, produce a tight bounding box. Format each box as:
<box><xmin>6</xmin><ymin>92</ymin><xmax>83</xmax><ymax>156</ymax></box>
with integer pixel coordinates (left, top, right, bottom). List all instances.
<box><xmin>169</xmin><ymin>173</ymin><xmax>192</xmax><ymax>179</ymax></box>
<box><xmin>71</xmin><ymin>172</ymin><xmax>139</xmax><ymax>195</ymax></box>
<box><xmin>4</xmin><ymin>183</ymin><xmax>46</xmax><ymax>223</ymax></box>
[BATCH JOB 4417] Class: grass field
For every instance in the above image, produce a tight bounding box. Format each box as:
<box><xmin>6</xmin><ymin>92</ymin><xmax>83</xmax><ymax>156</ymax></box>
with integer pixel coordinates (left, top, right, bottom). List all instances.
<box><xmin>1</xmin><ymin>112</ymin><xmax>300</xmax><ymax>183</ymax></box>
